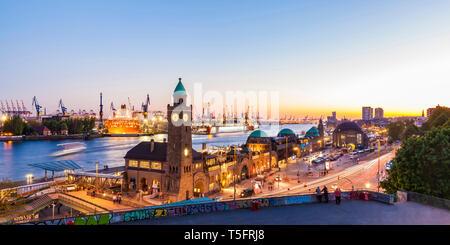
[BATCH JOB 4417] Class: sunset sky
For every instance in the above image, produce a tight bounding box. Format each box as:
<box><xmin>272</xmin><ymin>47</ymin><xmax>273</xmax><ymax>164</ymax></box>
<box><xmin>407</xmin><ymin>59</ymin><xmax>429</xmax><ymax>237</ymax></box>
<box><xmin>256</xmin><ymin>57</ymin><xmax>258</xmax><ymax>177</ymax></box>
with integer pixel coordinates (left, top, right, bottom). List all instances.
<box><xmin>1</xmin><ymin>0</ymin><xmax>449</xmax><ymax>119</ymax></box>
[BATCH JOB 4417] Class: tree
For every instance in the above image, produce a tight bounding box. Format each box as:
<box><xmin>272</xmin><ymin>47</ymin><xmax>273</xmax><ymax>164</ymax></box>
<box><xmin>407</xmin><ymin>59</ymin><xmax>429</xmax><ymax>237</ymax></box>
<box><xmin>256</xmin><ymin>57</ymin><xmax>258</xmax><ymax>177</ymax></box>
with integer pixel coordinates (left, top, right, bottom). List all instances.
<box><xmin>381</xmin><ymin>127</ymin><xmax>450</xmax><ymax>199</ymax></box>
<box><xmin>387</xmin><ymin>121</ymin><xmax>405</xmax><ymax>142</ymax></box>
<box><xmin>2</xmin><ymin>115</ymin><xmax>25</xmax><ymax>135</ymax></box>
<box><xmin>402</xmin><ymin>124</ymin><xmax>420</xmax><ymax>142</ymax></box>
<box><xmin>422</xmin><ymin>106</ymin><xmax>450</xmax><ymax>131</ymax></box>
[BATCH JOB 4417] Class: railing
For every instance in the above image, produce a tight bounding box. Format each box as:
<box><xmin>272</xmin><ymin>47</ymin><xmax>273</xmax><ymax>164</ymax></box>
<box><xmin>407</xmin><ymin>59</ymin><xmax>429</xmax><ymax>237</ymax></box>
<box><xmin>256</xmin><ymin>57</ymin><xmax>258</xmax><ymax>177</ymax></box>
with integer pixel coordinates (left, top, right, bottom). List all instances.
<box><xmin>407</xmin><ymin>191</ymin><xmax>450</xmax><ymax>210</ymax></box>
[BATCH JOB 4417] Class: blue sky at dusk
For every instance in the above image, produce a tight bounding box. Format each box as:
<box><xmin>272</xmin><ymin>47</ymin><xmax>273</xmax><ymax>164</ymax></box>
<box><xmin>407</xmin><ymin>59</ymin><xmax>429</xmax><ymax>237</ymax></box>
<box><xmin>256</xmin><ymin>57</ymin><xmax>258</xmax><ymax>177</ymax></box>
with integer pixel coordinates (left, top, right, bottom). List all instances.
<box><xmin>1</xmin><ymin>0</ymin><xmax>449</xmax><ymax>118</ymax></box>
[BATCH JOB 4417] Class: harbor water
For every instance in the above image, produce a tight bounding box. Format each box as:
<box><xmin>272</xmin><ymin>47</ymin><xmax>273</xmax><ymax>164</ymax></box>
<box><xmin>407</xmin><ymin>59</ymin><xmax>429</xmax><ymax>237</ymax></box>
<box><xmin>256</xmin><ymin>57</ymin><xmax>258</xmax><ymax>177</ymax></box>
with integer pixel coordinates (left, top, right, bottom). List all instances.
<box><xmin>0</xmin><ymin>124</ymin><xmax>314</xmax><ymax>181</ymax></box>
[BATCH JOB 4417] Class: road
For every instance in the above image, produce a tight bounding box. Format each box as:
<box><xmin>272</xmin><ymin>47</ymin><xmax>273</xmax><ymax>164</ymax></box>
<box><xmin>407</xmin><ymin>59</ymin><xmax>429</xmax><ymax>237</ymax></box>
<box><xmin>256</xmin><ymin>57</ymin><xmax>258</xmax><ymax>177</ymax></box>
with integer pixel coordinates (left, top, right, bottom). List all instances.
<box><xmin>215</xmin><ymin>149</ymin><xmax>396</xmax><ymax>200</ymax></box>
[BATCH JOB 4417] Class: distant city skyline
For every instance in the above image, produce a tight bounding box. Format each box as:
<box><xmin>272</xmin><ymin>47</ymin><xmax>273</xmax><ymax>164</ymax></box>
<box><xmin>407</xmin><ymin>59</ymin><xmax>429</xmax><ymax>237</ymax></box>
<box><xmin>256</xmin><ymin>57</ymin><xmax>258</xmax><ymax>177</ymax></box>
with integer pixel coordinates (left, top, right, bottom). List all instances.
<box><xmin>1</xmin><ymin>1</ymin><xmax>449</xmax><ymax>119</ymax></box>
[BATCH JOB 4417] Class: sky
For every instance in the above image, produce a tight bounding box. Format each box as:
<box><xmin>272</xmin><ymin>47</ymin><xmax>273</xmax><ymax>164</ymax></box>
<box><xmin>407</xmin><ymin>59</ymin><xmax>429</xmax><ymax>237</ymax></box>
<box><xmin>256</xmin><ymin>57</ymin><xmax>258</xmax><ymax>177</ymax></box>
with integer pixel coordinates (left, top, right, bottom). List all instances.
<box><xmin>1</xmin><ymin>0</ymin><xmax>449</xmax><ymax>119</ymax></box>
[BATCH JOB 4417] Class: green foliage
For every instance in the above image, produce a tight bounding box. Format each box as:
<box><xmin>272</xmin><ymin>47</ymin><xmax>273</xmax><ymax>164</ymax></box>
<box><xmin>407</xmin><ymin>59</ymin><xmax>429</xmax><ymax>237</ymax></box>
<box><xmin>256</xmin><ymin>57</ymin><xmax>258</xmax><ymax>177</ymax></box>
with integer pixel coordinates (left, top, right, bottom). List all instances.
<box><xmin>422</xmin><ymin>106</ymin><xmax>450</xmax><ymax>131</ymax></box>
<box><xmin>402</xmin><ymin>124</ymin><xmax>420</xmax><ymax>142</ymax></box>
<box><xmin>1</xmin><ymin>115</ymin><xmax>25</xmax><ymax>135</ymax></box>
<box><xmin>42</xmin><ymin>118</ymin><xmax>95</xmax><ymax>134</ymax></box>
<box><xmin>381</xmin><ymin>127</ymin><xmax>450</xmax><ymax>199</ymax></box>
<box><xmin>387</xmin><ymin>121</ymin><xmax>405</xmax><ymax>141</ymax></box>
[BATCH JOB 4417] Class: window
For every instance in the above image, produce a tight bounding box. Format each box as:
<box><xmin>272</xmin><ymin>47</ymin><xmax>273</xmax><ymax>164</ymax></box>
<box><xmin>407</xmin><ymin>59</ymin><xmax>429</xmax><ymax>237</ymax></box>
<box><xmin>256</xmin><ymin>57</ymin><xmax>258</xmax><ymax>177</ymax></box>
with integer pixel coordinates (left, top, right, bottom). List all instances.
<box><xmin>140</xmin><ymin>161</ymin><xmax>150</xmax><ymax>169</ymax></box>
<box><xmin>129</xmin><ymin>160</ymin><xmax>138</xmax><ymax>168</ymax></box>
<box><xmin>152</xmin><ymin>162</ymin><xmax>162</xmax><ymax>170</ymax></box>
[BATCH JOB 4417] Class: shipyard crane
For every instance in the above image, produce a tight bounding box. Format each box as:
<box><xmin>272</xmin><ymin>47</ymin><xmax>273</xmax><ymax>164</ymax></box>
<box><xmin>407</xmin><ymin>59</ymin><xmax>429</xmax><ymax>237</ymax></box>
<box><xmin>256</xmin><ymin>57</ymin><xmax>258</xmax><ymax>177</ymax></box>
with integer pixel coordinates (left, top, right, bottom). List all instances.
<box><xmin>99</xmin><ymin>93</ymin><xmax>104</xmax><ymax>124</ymax></box>
<box><xmin>0</xmin><ymin>101</ymin><xmax>5</xmax><ymax>114</ymax></box>
<box><xmin>21</xmin><ymin>100</ymin><xmax>27</xmax><ymax>113</ymax></box>
<box><xmin>58</xmin><ymin>99</ymin><xmax>67</xmax><ymax>115</ymax></box>
<box><xmin>110</xmin><ymin>102</ymin><xmax>116</xmax><ymax>118</ymax></box>
<box><xmin>10</xmin><ymin>99</ymin><xmax>17</xmax><ymax>114</ymax></box>
<box><xmin>32</xmin><ymin>96</ymin><xmax>43</xmax><ymax>119</ymax></box>
<box><xmin>141</xmin><ymin>94</ymin><xmax>150</xmax><ymax>118</ymax></box>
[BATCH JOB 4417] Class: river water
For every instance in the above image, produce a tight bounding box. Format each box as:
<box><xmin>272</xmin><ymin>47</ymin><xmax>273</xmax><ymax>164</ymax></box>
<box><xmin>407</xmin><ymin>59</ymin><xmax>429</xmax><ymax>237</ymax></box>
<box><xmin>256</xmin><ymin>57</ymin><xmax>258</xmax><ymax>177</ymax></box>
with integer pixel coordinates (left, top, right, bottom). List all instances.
<box><xmin>0</xmin><ymin>124</ymin><xmax>314</xmax><ymax>181</ymax></box>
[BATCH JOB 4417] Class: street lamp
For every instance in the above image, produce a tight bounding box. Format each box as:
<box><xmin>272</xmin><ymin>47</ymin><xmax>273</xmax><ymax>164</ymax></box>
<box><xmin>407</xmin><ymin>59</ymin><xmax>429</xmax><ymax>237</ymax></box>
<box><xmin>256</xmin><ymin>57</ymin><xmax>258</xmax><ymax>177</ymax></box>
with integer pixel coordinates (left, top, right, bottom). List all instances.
<box><xmin>377</xmin><ymin>140</ymin><xmax>381</xmax><ymax>192</ymax></box>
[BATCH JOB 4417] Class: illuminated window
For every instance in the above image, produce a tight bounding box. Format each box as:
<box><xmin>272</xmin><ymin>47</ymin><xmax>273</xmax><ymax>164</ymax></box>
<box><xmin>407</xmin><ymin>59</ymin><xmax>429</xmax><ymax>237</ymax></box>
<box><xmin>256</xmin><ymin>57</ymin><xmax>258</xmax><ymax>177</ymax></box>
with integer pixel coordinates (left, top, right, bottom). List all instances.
<box><xmin>152</xmin><ymin>162</ymin><xmax>162</xmax><ymax>170</ymax></box>
<box><xmin>140</xmin><ymin>161</ymin><xmax>150</xmax><ymax>168</ymax></box>
<box><xmin>129</xmin><ymin>160</ymin><xmax>138</xmax><ymax>167</ymax></box>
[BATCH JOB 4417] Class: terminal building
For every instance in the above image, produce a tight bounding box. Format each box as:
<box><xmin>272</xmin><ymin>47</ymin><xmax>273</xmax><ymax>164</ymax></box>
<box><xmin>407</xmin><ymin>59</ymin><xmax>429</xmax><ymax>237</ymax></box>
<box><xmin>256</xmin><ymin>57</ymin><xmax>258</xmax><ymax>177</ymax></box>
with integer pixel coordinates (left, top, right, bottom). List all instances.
<box><xmin>123</xmin><ymin>78</ymin><xmax>324</xmax><ymax>202</ymax></box>
<box><xmin>332</xmin><ymin>121</ymin><xmax>368</xmax><ymax>150</ymax></box>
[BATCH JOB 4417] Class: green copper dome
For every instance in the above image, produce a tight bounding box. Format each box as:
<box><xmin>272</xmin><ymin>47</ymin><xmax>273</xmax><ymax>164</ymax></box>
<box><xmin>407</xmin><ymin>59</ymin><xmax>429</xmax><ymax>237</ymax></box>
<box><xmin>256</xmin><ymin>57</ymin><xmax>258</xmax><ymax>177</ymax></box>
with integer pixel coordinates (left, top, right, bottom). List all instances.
<box><xmin>278</xmin><ymin>128</ymin><xmax>295</xmax><ymax>136</ymax></box>
<box><xmin>248</xmin><ymin>130</ymin><xmax>269</xmax><ymax>138</ymax></box>
<box><xmin>305</xmin><ymin>126</ymin><xmax>320</xmax><ymax>138</ymax></box>
<box><xmin>174</xmin><ymin>78</ymin><xmax>187</xmax><ymax>95</ymax></box>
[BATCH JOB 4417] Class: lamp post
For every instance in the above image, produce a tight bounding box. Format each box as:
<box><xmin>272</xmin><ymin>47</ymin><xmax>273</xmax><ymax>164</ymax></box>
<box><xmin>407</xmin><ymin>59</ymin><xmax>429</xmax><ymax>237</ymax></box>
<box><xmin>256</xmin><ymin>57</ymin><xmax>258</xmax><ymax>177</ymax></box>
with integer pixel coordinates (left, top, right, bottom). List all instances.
<box><xmin>377</xmin><ymin>140</ymin><xmax>380</xmax><ymax>192</ymax></box>
<box><xmin>233</xmin><ymin>146</ymin><xmax>236</xmax><ymax>201</ymax></box>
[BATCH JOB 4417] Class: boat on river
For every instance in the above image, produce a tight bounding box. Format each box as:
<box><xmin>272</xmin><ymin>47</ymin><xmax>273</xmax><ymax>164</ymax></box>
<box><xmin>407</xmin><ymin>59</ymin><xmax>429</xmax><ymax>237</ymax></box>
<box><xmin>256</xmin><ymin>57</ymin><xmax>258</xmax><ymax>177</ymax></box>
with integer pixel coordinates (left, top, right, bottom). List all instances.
<box><xmin>50</xmin><ymin>142</ymin><xmax>87</xmax><ymax>156</ymax></box>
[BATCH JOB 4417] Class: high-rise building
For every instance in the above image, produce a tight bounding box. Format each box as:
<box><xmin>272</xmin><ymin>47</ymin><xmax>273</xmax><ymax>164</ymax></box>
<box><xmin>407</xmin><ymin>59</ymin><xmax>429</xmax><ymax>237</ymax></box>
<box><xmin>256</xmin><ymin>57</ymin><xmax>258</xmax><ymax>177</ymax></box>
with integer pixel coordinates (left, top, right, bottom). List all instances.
<box><xmin>427</xmin><ymin>107</ymin><xmax>435</xmax><ymax>118</ymax></box>
<box><xmin>362</xmin><ymin>107</ymin><xmax>373</xmax><ymax>121</ymax></box>
<box><xmin>332</xmin><ymin>111</ymin><xmax>336</xmax><ymax>119</ymax></box>
<box><xmin>374</xmin><ymin>108</ymin><xmax>384</xmax><ymax>120</ymax></box>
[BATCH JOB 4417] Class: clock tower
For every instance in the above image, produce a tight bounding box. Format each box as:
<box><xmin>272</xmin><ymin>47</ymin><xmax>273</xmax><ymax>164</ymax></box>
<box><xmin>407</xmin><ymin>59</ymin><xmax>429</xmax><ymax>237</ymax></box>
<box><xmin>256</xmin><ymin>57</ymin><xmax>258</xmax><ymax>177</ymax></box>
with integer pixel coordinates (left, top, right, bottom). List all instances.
<box><xmin>166</xmin><ymin>78</ymin><xmax>194</xmax><ymax>202</ymax></box>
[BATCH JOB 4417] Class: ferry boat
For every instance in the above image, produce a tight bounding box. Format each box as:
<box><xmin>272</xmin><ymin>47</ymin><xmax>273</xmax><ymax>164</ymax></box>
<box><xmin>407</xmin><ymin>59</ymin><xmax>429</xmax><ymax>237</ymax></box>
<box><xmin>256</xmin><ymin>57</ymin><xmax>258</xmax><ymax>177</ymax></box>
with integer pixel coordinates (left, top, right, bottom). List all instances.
<box><xmin>50</xmin><ymin>142</ymin><xmax>87</xmax><ymax>156</ymax></box>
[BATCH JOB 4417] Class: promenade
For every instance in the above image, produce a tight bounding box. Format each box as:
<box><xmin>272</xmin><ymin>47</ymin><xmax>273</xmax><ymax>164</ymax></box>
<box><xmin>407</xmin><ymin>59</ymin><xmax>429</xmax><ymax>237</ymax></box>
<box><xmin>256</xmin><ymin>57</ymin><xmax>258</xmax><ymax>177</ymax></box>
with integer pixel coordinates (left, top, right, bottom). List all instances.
<box><xmin>120</xmin><ymin>200</ymin><xmax>450</xmax><ymax>225</ymax></box>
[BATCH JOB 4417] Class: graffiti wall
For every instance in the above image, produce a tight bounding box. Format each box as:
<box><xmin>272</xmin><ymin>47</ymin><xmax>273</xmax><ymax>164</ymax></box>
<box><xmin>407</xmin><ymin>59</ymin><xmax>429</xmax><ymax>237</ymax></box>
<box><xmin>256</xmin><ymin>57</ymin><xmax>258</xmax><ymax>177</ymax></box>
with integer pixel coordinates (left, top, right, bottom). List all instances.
<box><xmin>21</xmin><ymin>191</ymin><xmax>394</xmax><ymax>225</ymax></box>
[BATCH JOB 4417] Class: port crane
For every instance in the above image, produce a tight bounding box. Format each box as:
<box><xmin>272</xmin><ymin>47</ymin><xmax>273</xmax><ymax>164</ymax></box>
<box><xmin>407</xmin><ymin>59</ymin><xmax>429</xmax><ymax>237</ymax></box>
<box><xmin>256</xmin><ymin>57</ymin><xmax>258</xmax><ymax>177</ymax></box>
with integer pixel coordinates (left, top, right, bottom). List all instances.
<box><xmin>141</xmin><ymin>94</ymin><xmax>150</xmax><ymax>119</ymax></box>
<box><xmin>58</xmin><ymin>99</ymin><xmax>67</xmax><ymax>115</ymax></box>
<box><xmin>32</xmin><ymin>96</ymin><xmax>43</xmax><ymax>119</ymax></box>
<box><xmin>110</xmin><ymin>102</ymin><xmax>116</xmax><ymax>118</ymax></box>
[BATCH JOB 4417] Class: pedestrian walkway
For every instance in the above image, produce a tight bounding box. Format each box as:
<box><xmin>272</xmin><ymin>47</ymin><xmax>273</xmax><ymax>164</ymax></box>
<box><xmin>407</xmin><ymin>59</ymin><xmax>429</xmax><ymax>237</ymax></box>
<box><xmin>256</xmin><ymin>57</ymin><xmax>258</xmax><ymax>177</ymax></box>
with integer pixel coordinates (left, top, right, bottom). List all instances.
<box><xmin>121</xmin><ymin>200</ymin><xmax>450</xmax><ymax>225</ymax></box>
<box><xmin>68</xmin><ymin>191</ymin><xmax>134</xmax><ymax>211</ymax></box>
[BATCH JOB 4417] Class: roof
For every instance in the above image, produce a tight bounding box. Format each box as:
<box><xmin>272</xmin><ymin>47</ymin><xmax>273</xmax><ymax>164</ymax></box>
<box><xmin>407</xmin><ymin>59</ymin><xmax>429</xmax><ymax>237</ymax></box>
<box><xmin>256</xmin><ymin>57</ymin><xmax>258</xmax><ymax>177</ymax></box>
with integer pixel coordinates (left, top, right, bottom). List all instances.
<box><xmin>174</xmin><ymin>78</ymin><xmax>187</xmax><ymax>96</ymax></box>
<box><xmin>248</xmin><ymin>130</ymin><xmax>269</xmax><ymax>138</ymax></box>
<box><xmin>28</xmin><ymin>160</ymin><xmax>82</xmax><ymax>172</ymax></box>
<box><xmin>305</xmin><ymin>127</ymin><xmax>320</xmax><ymax>138</ymax></box>
<box><xmin>278</xmin><ymin>128</ymin><xmax>295</xmax><ymax>136</ymax></box>
<box><xmin>124</xmin><ymin>141</ymin><xmax>203</xmax><ymax>162</ymax></box>
<box><xmin>69</xmin><ymin>172</ymin><xmax>122</xmax><ymax>179</ymax></box>
<box><xmin>333</xmin><ymin>121</ymin><xmax>363</xmax><ymax>134</ymax></box>
<box><xmin>125</xmin><ymin>142</ymin><xmax>167</xmax><ymax>161</ymax></box>
<box><xmin>32</xmin><ymin>126</ymin><xmax>50</xmax><ymax>133</ymax></box>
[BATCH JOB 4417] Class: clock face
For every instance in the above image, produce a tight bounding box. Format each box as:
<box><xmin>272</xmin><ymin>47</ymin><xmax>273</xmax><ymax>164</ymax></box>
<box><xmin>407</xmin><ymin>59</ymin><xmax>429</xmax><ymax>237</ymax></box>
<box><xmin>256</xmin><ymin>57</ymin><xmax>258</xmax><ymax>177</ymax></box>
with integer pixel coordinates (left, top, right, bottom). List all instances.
<box><xmin>171</xmin><ymin>113</ymin><xmax>179</xmax><ymax>122</ymax></box>
<box><xmin>183</xmin><ymin>113</ymin><xmax>189</xmax><ymax>122</ymax></box>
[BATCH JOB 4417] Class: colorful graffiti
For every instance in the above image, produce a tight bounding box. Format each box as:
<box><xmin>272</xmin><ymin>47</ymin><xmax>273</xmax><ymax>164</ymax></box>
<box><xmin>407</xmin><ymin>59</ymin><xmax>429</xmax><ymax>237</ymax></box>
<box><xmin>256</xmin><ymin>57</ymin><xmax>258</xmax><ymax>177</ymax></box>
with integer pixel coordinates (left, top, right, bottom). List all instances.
<box><xmin>20</xmin><ymin>191</ymin><xmax>394</xmax><ymax>225</ymax></box>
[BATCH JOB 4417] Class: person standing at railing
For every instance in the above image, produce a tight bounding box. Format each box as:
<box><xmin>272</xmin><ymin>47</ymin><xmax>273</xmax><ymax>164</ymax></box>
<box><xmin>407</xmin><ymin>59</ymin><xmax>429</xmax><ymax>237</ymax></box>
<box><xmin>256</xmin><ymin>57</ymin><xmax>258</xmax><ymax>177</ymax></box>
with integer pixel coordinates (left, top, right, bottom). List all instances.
<box><xmin>322</xmin><ymin>185</ymin><xmax>329</xmax><ymax>203</ymax></box>
<box><xmin>334</xmin><ymin>188</ymin><xmax>341</xmax><ymax>205</ymax></box>
<box><xmin>316</xmin><ymin>186</ymin><xmax>322</xmax><ymax>203</ymax></box>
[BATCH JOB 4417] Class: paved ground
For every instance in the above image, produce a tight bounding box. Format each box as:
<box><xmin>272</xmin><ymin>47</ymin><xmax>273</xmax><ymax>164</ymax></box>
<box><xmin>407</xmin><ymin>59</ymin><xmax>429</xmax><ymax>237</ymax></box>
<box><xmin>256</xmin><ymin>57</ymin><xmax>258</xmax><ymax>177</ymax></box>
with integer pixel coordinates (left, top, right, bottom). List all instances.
<box><xmin>69</xmin><ymin>191</ymin><xmax>134</xmax><ymax>211</ymax></box>
<box><xmin>120</xmin><ymin>201</ymin><xmax>450</xmax><ymax>225</ymax></box>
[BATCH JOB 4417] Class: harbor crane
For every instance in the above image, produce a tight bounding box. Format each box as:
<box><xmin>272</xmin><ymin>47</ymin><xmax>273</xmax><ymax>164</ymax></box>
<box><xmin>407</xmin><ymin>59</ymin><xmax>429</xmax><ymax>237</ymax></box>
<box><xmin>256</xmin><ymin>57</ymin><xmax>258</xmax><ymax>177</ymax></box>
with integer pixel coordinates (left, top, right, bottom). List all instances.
<box><xmin>141</xmin><ymin>94</ymin><xmax>150</xmax><ymax>118</ymax></box>
<box><xmin>0</xmin><ymin>101</ymin><xmax>5</xmax><ymax>114</ymax></box>
<box><xmin>110</xmin><ymin>102</ymin><xmax>116</xmax><ymax>118</ymax></box>
<box><xmin>10</xmin><ymin>99</ymin><xmax>17</xmax><ymax>114</ymax></box>
<box><xmin>59</xmin><ymin>99</ymin><xmax>67</xmax><ymax>115</ymax></box>
<box><xmin>32</xmin><ymin>96</ymin><xmax>43</xmax><ymax>119</ymax></box>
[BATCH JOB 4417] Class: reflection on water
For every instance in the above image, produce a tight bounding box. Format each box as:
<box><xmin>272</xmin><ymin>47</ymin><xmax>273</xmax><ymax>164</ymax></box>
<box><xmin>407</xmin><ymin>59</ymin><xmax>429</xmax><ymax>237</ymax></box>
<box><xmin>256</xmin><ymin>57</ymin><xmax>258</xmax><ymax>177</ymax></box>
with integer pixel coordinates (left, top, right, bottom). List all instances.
<box><xmin>0</xmin><ymin>124</ymin><xmax>313</xmax><ymax>181</ymax></box>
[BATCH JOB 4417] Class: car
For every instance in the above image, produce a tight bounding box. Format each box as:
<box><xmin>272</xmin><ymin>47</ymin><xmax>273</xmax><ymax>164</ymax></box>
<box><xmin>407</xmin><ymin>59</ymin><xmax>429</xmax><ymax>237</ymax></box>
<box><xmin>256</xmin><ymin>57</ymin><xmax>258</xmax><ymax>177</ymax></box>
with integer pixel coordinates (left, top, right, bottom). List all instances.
<box><xmin>240</xmin><ymin>189</ymin><xmax>254</xmax><ymax>198</ymax></box>
<box><xmin>386</xmin><ymin>161</ymin><xmax>394</xmax><ymax>171</ymax></box>
<box><xmin>312</xmin><ymin>157</ymin><xmax>325</xmax><ymax>164</ymax></box>
<box><xmin>214</xmin><ymin>197</ymin><xmax>223</xmax><ymax>201</ymax></box>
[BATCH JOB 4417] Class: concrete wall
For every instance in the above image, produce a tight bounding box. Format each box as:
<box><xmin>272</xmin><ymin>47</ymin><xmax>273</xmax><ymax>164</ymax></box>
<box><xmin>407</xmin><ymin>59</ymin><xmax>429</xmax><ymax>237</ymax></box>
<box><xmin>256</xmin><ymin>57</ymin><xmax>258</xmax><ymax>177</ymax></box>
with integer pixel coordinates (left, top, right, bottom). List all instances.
<box><xmin>18</xmin><ymin>191</ymin><xmax>393</xmax><ymax>225</ymax></box>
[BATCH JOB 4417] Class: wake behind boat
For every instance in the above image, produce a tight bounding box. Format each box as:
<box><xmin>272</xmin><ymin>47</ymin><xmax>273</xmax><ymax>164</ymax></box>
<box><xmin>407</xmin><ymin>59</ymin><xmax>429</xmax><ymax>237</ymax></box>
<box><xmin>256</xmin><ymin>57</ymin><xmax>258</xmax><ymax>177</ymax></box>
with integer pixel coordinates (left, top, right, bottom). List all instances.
<box><xmin>50</xmin><ymin>142</ymin><xmax>87</xmax><ymax>157</ymax></box>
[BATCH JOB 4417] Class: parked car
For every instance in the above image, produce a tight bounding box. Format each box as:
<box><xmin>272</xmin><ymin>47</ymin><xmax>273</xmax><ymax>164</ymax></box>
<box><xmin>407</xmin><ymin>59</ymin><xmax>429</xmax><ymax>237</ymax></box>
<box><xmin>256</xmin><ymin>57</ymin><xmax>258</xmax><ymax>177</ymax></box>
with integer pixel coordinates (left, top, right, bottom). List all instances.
<box><xmin>240</xmin><ymin>189</ymin><xmax>254</xmax><ymax>198</ymax></box>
